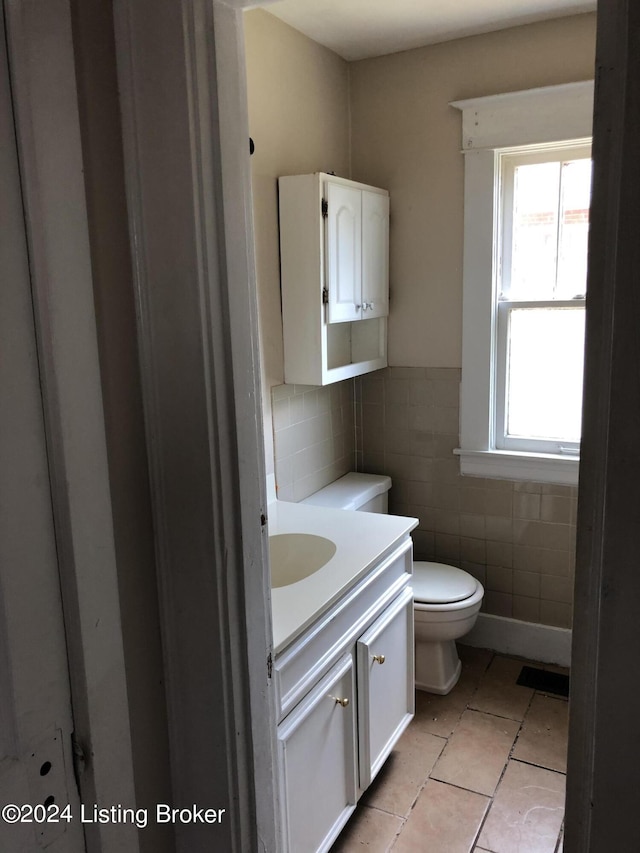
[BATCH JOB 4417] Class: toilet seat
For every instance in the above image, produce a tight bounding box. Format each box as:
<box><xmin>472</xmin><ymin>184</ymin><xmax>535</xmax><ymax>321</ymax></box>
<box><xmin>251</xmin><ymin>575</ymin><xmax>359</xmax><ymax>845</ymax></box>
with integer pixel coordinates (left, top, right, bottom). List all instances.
<box><xmin>412</xmin><ymin>561</ymin><xmax>479</xmax><ymax>604</ymax></box>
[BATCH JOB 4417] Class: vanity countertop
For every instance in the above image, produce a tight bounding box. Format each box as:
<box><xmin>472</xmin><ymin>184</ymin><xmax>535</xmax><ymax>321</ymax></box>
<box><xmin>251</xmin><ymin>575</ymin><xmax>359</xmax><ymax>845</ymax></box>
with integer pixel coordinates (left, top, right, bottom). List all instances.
<box><xmin>269</xmin><ymin>499</ymin><xmax>418</xmax><ymax>655</ymax></box>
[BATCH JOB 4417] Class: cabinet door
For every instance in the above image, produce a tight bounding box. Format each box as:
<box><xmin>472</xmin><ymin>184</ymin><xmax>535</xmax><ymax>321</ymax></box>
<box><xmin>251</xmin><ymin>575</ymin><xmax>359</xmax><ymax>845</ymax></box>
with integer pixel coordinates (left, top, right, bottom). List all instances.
<box><xmin>326</xmin><ymin>181</ymin><xmax>362</xmax><ymax>324</ymax></box>
<box><xmin>357</xmin><ymin>587</ymin><xmax>414</xmax><ymax>790</ymax></box>
<box><xmin>362</xmin><ymin>190</ymin><xmax>389</xmax><ymax>319</ymax></box>
<box><xmin>278</xmin><ymin>654</ymin><xmax>357</xmax><ymax>853</ymax></box>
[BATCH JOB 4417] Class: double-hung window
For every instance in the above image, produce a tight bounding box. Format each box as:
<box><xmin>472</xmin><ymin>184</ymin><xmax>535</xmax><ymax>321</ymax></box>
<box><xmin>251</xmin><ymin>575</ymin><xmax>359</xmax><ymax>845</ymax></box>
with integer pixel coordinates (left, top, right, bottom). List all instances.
<box><xmin>496</xmin><ymin>145</ymin><xmax>591</xmax><ymax>455</ymax></box>
<box><xmin>452</xmin><ymin>83</ymin><xmax>594</xmax><ymax>485</ymax></box>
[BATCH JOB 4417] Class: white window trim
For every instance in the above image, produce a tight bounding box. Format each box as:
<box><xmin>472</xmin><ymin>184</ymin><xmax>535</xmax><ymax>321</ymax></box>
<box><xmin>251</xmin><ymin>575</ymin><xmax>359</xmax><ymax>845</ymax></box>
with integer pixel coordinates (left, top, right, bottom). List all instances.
<box><xmin>451</xmin><ymin>81</ymin><xmax>594</xmax><ymax>486</ymax></box>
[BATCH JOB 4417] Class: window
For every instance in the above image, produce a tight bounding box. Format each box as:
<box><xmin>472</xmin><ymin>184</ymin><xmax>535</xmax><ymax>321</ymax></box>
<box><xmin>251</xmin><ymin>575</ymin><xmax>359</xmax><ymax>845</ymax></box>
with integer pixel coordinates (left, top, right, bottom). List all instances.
<box><xmin>451</xmin><ymin>82</ymin><xmax>594</xmax><ymax>485</ymax></box>
<box><xmin>496</xmin><ymin>145</ymin><xmax>591</xmax><ymax>455</ymax></box>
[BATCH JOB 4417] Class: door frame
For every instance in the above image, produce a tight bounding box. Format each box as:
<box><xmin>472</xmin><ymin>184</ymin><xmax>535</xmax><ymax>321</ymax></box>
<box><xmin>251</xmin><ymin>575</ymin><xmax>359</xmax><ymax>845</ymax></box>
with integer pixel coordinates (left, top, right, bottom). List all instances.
<box><xmin>565</xmin><ymin>1</ymin><xmax>640</xmax><ymax>849</ymax></box>
<box><xmin>113</xmin><ymin>0</ymin><xmax>639</xmax><ymax>850</ymax></box>
<box><xmin>3</xmin><ymin>1</ymin><xmax>139</xmax><ymax>851</ymax></box>
<box><xmin>14</xmin><ymin>0</ymin><xmax>634</xmax><ymax>850</ymax></box>
<box><xmin>112</xmin><ymin>0</ymin><xmax>278</xmax><ymax>850</ymax></box>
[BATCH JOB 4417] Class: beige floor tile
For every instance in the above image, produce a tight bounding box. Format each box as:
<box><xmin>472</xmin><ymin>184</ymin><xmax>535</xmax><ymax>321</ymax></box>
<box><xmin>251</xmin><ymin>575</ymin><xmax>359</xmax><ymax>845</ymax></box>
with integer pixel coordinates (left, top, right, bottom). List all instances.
<box><xmin>512</xmin><ymin>693</ymin><xmax>568</xmax><ymax>773</ymax></box>
<box><xmin>477</xmin><ymin>760</ymin><xmax>565</xmax><ymax>853</ymax></box>
<box><xmin>413</xmin><ymin>646</ymin><xmax>493</xmax><ymax>738</ymax></box>
<box><xmin>361</xmin><ymin>727</ymin><xmax>445</xmax><ymax>817</ymax></box>
<box><xmin>469</xmin><ymin>656</ymin><xmax>535</xmax><ymax>721</ymax></box>
<box><xmin>458</xmin><ymin>644</ymin><xmax>495</xmax><ymax>675</ymax></box>
<box><xmin>392</xmin><ymin>779</ymin><xmax>489</xmax><ymax>853</ymax></box>
<box><xmin>331</xmin><ymin>805</ymin><xmax>403</xmax><ymax>852</ymax></box>
<box><xmin>413</xmin><ymin>687</ymin><xmax>468</xmax><ymax>739</ymax></box>
<box><xmin>430</xmin><ymin>709</ymin><xmax>520</xmax><ymax>796</ymax></box>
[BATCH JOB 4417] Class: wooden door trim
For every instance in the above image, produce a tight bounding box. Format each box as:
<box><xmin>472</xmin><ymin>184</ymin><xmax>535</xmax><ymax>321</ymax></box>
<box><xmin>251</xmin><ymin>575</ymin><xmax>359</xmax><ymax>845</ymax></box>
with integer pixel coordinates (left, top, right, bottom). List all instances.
<box><xmin>4</xmin><ymin>2</ymin><xmax>138</xmax><ymax>851</ymax></box>
<box><xmin>113</xmin><ymin>1</ymin><xmax>278</xmax><ymax>850</ymax></box>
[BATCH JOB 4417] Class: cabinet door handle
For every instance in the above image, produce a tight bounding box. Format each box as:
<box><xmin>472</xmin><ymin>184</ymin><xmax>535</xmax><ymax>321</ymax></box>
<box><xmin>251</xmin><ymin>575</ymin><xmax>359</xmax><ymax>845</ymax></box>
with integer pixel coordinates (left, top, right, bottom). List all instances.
<box><xmin>330</xmin><ymin>695</ymin><xmax>350</xmax><ymax>708</ymax></box>
<box><xmin>372</xmin><ymin>654</ymin><xmax>386</xmax><ymax>665</ymax></box>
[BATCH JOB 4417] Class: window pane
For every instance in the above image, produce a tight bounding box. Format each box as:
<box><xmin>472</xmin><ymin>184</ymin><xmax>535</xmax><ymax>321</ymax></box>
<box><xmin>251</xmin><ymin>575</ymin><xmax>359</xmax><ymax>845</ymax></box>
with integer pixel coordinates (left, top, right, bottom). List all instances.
<box><xmin>556</xmin><ymin>159</ymin><xmax>592</xmax><ymax>298</ymax></box>
<box><xmin>509</xmin><ymin>162</ymin><xmax>560</xmax><ymax>300</ymax></box>
<box><xmin>506</xmin><ymin>307</ymin><xmax>585</xmax><ymax>442</ymax></box>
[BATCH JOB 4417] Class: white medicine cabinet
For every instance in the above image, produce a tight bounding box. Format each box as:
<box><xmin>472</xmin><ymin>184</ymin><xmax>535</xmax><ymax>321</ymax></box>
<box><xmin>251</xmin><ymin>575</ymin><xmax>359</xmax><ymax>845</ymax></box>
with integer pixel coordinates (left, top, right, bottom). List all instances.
<box><xmin>278</xmin><ymin>173</ymin><xmax>389</xmax><ymax>385</ymax></box>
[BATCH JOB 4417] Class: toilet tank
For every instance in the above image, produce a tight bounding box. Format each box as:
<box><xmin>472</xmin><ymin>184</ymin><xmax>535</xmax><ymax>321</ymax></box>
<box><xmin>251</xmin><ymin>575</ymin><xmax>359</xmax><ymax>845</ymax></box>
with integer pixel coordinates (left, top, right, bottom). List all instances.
<box><xmin>300</xmin><ymin>472</ymin><xmax>392</xmax><ymax>514</ymax></box>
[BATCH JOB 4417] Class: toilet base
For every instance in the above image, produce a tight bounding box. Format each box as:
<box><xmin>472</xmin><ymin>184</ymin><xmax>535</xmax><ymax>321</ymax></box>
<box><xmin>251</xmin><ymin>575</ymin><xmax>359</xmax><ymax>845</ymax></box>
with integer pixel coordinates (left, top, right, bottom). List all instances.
<box><xmin>415</xmin><ymin>638</ymin><xmax>462</xmax><ymax>695</ymax></box>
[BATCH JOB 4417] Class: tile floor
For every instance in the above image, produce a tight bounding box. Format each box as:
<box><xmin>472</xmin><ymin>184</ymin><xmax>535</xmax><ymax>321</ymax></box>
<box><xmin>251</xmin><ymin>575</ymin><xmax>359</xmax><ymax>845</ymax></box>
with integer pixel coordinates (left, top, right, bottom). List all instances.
<box><xmin>332</xmin><ymin>646</ymin><xmax>568</xmax><ymax>853</ymax></box>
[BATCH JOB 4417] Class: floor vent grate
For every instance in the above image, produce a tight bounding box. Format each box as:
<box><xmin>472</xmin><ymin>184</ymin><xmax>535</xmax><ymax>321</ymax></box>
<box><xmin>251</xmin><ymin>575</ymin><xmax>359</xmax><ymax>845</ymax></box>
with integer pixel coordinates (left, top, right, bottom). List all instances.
<box><xmin>516</xmin><ymin>665</ymin><xmax>570</xmax><ymax>697</ymax></box>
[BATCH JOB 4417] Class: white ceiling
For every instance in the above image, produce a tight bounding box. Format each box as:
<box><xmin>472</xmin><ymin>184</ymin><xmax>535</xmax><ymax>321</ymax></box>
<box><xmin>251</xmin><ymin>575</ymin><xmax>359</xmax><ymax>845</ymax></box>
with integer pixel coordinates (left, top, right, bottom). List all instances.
<box><xmin>266</xmin><ymin>0</ymin><xmax>596</xmax><ymax>61</ymax></box>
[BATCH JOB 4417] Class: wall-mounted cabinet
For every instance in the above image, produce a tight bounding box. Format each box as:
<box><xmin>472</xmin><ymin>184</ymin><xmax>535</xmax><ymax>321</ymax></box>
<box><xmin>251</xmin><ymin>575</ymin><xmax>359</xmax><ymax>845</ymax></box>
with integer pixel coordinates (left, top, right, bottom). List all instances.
<box><xmin>279</xmin><ymin>173</ymin><xmax>389</xmax><ymax>385</ymax></box>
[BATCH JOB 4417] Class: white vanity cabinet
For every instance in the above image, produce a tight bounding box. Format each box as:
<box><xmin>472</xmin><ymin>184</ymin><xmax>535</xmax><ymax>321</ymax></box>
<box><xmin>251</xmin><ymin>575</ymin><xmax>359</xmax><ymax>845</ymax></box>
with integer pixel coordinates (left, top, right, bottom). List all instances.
<box><xmin>357</xmin><ymin>589</ymin><xmax>414</xmax><ymax>790</ymax></box>
<box><xmin>277</xmin><ymin>655</ymin><xmax>357</xmax><ymax>853</ymax></box>
<box><xmin>278</xmin><ymin>172</ymin><xmax>389</xmax><ymax>386</ymax></box>
<box><xmin>274</xmin><ymin>539</ymin><xmax>414</xmax><ymax>853</ymax></box>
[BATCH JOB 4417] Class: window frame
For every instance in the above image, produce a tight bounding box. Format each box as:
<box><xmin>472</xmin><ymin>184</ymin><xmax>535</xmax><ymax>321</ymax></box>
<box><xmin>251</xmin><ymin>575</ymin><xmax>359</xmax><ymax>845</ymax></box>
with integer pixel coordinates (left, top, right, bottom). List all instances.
<box><xmin>495</xmin><ymin>144</ymin><xmax>591</xmax><ymax>456</ymax></box>
<box><xmin>451</xmin><ymin>82</ymin><xmax>594</xmax><ymax>486</ymax></box>
<box><xmin>495</xmin><ymin>300</ymin><xmax>586</xmax><ymax>453</ymax></box>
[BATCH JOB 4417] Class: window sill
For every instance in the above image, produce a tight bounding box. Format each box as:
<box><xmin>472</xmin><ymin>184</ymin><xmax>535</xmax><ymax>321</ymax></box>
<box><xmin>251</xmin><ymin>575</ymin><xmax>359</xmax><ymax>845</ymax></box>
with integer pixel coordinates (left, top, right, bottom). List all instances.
<box><xmin>454</xmin><ymin>448</ymin><xmax>579</xmax><ymax>486</ymax></box>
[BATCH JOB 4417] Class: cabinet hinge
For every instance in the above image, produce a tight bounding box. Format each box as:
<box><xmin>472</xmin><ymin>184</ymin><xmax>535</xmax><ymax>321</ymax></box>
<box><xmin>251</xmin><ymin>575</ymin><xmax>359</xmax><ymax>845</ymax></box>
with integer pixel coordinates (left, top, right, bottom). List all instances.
<box><xmin>267</xmin><ymin>652</ymin><xmax>273</xmax><ymax>680</ymax></box>
<box><xmin>322</xmin><ymin>287</ymin><xmax>329</xmax><ymax>304</ymax></box>
<box><xmin>321</xmin><ymin>198</ymin><xmax>328</xmax><ymax>218</ymax></box>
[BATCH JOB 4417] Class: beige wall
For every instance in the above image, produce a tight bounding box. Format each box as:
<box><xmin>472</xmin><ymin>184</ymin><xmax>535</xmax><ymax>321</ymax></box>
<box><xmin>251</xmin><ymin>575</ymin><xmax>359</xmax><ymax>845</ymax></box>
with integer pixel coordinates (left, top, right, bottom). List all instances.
<box><xmin>349</xmin><ymin>13</ymin><xmax>597</xmax><ymax>368</ymax></box>
<box><xmin>244</xmin><ymin>11</ymin><xmax>597</xmax><ymax>628</ymax></box>
<box><xmin>244</xmin><ymin>9</ymin><xmax>351</xmax><ymax>474</ymax></box>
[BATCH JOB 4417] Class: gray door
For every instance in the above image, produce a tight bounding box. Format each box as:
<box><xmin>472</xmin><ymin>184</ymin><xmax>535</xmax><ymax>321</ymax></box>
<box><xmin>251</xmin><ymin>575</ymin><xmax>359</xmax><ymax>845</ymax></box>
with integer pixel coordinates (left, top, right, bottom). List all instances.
<box><xmin>0</xmin><ymin>11</ymin><xmax>85</xmax><ymax>852</ymax></box>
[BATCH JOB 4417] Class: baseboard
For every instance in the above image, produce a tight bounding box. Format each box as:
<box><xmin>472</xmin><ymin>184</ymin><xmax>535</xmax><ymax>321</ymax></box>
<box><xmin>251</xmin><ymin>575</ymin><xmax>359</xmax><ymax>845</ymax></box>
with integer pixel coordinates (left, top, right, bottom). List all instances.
<box><xmin>461</xmin><ymin>613</ymin><xmax>571</xmax><ymax>668</ymax></box>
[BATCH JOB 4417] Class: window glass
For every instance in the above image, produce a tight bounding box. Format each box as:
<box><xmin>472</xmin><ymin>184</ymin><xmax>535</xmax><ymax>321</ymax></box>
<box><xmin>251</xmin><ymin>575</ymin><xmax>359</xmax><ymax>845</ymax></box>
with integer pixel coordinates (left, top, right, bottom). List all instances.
<box><xmin>557</xmin><ymin>159</ymin><xmax>592</xmax><ymax>298</ymax></box>
<box><xmin>509</xmin><ymin>161</ymin><xmax>560</xmax><ymax>300</ymax></box>
<box><xmin>505</xmin><ymin>306</ymin><xmax>585</xmax><ymax>443</ymax></box>
<box><xmin>507</xmin><ymin>157</ymin><xmax>591</xmax><ymax>302</ymax></box>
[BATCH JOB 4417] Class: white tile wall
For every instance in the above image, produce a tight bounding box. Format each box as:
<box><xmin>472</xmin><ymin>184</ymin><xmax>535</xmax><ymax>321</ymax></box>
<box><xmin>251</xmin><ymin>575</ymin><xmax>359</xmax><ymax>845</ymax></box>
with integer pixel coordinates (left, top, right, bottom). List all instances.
<box><xmin>271</xmin><ymin>381</ymin><xmax>355</xmax><ymax>502</ymax></box>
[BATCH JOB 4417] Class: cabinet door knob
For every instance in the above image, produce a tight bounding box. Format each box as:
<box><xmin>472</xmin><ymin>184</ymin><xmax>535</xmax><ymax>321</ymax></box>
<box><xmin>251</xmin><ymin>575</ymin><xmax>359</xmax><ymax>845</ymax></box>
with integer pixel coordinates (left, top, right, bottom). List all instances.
<box><xmin>331</xmin><ymin>696</ymin><xmax>350</xmax><ymax>708</ymax></box>
<box><xmin>372</xmin><ymin>654</ymin><xmax>386</xmax><ymax>665</ymax></box>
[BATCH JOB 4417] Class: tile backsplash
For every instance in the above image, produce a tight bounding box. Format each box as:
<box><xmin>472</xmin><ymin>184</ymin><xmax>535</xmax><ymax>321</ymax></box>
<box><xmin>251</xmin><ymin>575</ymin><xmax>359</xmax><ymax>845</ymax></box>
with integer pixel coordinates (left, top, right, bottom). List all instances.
<box><xmin>271</xmin><ymin>381</ymin><xmax>355</xmax><ymax>502</ymax></box>
<box><xmin>355</xmin><ymin>367</ymin><xmax>577</xmax><ymax>630</ymax></box>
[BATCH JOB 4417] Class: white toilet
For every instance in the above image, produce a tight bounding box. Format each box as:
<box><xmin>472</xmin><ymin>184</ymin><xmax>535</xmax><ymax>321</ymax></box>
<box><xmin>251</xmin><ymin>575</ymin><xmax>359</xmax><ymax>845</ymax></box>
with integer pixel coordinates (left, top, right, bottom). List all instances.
<box><xmin>302</xmin><ymin>472</ymin><xmax>484</xmax><ymax>695</ymax></box>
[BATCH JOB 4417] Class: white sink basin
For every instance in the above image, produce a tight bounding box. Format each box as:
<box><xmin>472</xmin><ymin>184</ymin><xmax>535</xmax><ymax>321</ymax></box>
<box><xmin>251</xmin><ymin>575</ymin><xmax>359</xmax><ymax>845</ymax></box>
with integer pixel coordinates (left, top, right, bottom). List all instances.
<box><xmin>269</xmin><ymin>533</ymin><xmax>337</xmax><ymax>588</ymax></box>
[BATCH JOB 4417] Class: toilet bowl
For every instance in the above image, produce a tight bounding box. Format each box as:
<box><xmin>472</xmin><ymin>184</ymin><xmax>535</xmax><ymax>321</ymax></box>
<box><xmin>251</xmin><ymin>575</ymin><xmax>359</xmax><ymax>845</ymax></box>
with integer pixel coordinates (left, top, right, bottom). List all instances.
<box><xmin>301</xmin><ymin>472</ymin><xmax>485</xmax><ymax>695</ymax></box>
<box><xmin>412</xmin><ymin>561</ymin><xmax>484</xmax><ymax>694</ymax></box>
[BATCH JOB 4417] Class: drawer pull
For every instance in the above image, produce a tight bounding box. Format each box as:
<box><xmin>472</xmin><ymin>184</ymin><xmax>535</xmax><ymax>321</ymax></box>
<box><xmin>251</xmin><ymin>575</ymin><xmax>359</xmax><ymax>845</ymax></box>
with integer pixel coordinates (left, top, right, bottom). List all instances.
<box><xmin>330</xmin><ymin>696</ymin><xmax>350</xmax><ymax>708</ymax></box>
<box><xmin>372</xmin><ymin>654</ymin><xmax>386</xmax><ymax>665</ymax></box>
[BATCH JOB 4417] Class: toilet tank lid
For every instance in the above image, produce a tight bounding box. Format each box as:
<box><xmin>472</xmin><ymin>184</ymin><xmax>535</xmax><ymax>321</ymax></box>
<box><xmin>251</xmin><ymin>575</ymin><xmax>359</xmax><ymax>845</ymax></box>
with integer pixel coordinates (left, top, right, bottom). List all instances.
<box><xmin>300</xmin><ymin>472</ymin><xmax>392</xmax><ymax>510</ymax></box>
<box><xmin>412</xmin><ymin>561</ymin><xmax>478</xmax><ymax>603</ymax></box>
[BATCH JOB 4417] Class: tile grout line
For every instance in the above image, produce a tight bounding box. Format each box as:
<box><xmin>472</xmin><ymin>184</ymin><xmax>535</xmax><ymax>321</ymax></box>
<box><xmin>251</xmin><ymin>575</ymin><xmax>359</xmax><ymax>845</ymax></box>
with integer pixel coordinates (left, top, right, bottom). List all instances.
<box><xmin>340</xmin><ymin>652</ymin><xmax>567</xmax><ymax>852</ymax></box>
<box><xmin>466</xmin><ymin>678</ymin><xmax>540</xmax><ymax>852</ymax></box>
<box><xmin>387</xmin><ymin>730</ymin><xmax>449</xmax><ymax>851</ymax></box>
